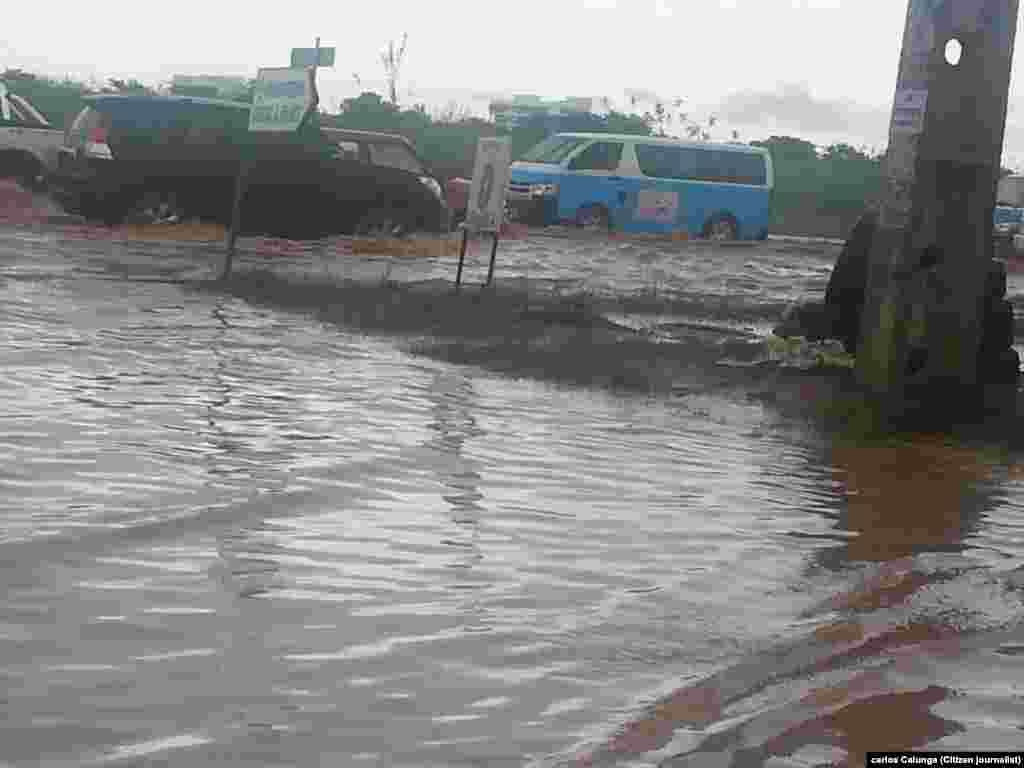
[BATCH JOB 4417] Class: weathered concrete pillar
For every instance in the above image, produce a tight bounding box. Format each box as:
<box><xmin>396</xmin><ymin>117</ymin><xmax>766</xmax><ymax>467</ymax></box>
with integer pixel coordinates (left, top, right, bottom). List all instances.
<box><xmin>857</xmin><ymin>0</ymin><xmax>1019</xmax><ymax>406</ymax></box>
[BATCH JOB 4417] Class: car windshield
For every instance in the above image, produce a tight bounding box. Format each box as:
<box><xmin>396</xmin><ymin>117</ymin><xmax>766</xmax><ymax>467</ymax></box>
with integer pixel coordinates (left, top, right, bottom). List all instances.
<box><xmin>520</xmin><ymin>136</ymin><xmax>589</xmax><ymax>164</ymax></box>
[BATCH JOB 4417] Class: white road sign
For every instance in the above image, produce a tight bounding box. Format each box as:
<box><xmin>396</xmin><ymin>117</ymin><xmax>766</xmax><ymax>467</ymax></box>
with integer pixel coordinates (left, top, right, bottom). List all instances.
<box><xmin>466</xmin><ymin>137</ymin><xmax>512</xmax><ymax>233</ymax></box>
<box><xmin>249</xmin><ymin>67</ymin><xmax>317</xmax><ymax>133</ymax></box>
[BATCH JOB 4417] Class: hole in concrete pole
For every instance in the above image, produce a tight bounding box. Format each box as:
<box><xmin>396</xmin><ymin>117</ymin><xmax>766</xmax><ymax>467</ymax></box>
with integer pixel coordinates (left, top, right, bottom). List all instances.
<box><xmin>945</xmin><ymin>38</ymin><xmax>963</xmax><ymax>66</ymax></box>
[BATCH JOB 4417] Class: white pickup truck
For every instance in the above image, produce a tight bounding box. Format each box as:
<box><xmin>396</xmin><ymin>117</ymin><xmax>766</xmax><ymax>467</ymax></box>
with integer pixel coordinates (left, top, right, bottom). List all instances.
<box><xmin>0</xmin><ymin>81</ymin><xmax>65</xmax><ymax>190</ymax></box>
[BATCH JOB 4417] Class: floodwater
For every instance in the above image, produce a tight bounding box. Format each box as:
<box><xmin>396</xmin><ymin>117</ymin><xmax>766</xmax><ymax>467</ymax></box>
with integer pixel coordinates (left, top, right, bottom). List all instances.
<box><xmin>1</xmin><ymin>225</ymin><xmax>1023</xmax><ymax>768</ymax></box>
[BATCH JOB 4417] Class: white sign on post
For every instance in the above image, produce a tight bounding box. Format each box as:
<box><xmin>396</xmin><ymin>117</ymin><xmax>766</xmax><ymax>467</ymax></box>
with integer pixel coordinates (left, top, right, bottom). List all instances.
<box><xmin>249</xmin><ymin>67</ymin><xmax>318</xmax><ymax>133</ymax></box>
<box><xmin>891</xmin><ymin>88</ymin><xmax>929</xmax><ymax>135</ymax></box>
<box><xmin>466</xmin><ymin>137</ymin><xmax>511</xmax><ymax>233</ymax></box>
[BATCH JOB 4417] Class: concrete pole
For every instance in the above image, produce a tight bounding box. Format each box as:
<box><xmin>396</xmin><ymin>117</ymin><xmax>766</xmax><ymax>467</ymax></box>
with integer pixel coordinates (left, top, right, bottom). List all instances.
<box><xmin>856</xmin><ymin>0</ymin><xmax>1019</xmax><ymax>407</ymax></box>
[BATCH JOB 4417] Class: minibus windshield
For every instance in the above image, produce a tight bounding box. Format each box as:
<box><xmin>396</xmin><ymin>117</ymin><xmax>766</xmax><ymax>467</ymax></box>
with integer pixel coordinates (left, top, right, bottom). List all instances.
<box><xmin>519</xmin><ymin>136</ymin><xmax>589</xmax><ymax>164</ymax></box>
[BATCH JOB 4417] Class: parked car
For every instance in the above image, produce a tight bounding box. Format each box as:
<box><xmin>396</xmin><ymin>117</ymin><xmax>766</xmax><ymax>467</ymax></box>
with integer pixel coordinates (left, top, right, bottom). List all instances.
<box><xmin>0</xmin><ymin>81</ymin><xmax>65</xmax><ymax>192</ymax></box>
<box><xmin>305</xmin><ymin>127</ymin><xmax>450</xmax><ymax>236</ymax></box>
<box><xmin>48</xmin><ymin>94</ymin><xmax>449</xmax><ymax>237</ymax></box>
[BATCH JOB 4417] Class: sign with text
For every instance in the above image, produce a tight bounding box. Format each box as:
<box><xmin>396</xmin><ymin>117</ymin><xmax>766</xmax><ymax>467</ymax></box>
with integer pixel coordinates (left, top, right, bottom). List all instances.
<box><xmin>290</xmin><ymin>47</ymin><xmax>336</xmax><ymax>68</ymax></box>
<box><xmin>466</xmin><ymin>138</ymin><xmax>511</xmax><ymax>233</ymax></box>
<box><xmin>249</xmin><ymin>67</ymin><xmax>317</xmax><ymax>133</ymax></box>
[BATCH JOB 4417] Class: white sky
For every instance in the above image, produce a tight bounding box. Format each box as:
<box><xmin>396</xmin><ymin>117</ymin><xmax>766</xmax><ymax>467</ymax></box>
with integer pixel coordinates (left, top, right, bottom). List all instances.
<box><xmin>5</xmin><ymin>0</ymin><xmax>1024</xmax><ymax>167</ymax></box>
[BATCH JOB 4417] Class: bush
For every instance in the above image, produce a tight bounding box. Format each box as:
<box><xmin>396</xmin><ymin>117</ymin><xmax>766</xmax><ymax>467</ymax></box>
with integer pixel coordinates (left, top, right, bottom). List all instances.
<box><xmin>753</xmin><ymin>136</ymin><xmax>884</xmax><ymax>238</ymax></box>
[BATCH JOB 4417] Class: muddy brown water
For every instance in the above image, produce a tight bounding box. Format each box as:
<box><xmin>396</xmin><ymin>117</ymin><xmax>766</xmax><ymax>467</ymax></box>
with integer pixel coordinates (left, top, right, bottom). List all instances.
<box><xmin>1</xmin><ymin>225</ymin><xmax>1022</xmax><ymax>768</ymax></box>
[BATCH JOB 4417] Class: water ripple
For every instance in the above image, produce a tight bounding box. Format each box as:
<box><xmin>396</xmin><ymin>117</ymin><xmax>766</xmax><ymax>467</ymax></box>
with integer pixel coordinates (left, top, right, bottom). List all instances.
<box><xmin>2</xmin><ymin>229</ymin><xmax>1023</xmax><ymax>767</ymax></box>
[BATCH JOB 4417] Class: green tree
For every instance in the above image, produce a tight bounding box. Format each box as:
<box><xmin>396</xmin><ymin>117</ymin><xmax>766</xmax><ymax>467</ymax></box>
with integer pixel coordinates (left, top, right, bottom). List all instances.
<box><xmin>752</xmin><ymin>135</ymin><xmax>883</xmax><ymax>237</ymax></box>
<box><xmin>330</xmin><ymin>91</ymin><xmax>402</xmax><ymax>131</ymax></box>
<box><xmin>602</xmin><ymin>111</ymin><xmax>653</xmax><ymax>136</ymax></box>
<box><xmin>102</xmin><ymin>78</ymin><xmax>155</xmax><ymax>95</ymax></box>
<box><xmin>1</xmin><ymin>68</ymin><xmax>90</xmax><ymax>128</ymax></box>
<box><xmin>821</xmin><ymin>142</ymin><xmax>873</xmax><ymax>162</ymax></box>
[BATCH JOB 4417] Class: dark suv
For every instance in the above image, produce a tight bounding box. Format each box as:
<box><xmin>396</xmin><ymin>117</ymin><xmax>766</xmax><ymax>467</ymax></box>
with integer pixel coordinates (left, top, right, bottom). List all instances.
<box><xmin>49</xmin><ymin>94</ymin><xmax>449</xmax><ymax>238</ymax></box>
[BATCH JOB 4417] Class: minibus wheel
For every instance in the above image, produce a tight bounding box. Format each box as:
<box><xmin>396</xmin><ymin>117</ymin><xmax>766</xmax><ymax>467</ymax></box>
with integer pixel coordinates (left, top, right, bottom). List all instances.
<box><xmin>575</xmin><ymin>204</ymin><xmax>610</xmax><ymax>232</ymax></box>
<box><xmin>705</xmin><ymin>214</ymin><xmax>738</xmax><ymax>241</ymax></box>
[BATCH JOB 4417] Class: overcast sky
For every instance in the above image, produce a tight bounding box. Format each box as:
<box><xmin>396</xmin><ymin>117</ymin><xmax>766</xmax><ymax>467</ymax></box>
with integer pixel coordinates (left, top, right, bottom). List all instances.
<box><xmin>6</xmin><ymin>0</ymin><xmax>1024</xmax><ymax>166</ymax></box>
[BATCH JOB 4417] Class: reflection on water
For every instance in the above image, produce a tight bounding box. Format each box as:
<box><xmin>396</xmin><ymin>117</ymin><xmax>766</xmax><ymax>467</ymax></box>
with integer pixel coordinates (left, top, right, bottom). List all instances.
<box><xmin>572</xmin><ymin>433</ymin><xmax>1023</xmax><ymax>768</ymax></box>
<box><xmin>427</xmin><ymin>370</ymin><xmax>486</xmax><ymax>523</ymax></box>
<box><xmin>206</xmin><ymin>303</ymin><xmax>284</xmax><ymax>601</ymax></box>
<box><xmin>0</xmin><ymin>231</ymin><xmax>1022</xmax><ymax>768</ymax></box>
<box><xmin>821</xmin><ymin>435</ymin><xmax>1000</xmax><ymax>566</ymax></box>
<box><xmin>425</xmin><ymin>370</ymin><xmax>490</xmax><ymax>634</ymax></box>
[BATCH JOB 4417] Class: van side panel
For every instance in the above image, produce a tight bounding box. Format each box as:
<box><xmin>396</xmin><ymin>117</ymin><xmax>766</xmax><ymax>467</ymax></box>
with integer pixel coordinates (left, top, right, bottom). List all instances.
<box><xmin>557</xmin><ymin>173</ymin><xmax>622</xmax><ymax>223</ymax></box>
<box><xmin>554</xmin><ymin>141</ymin><xmax>622</xmax><ymax>223</ymax></box>
<box><xmin>612</xmin><ymin>180</ymin><xmax>770</xmax><ymax>239</ymax></box>
<box><xmin>623</xmin><ymin>141</ymin><xmax>771</xmax><ymax>239</ymax></box>
<box><xmin>508</xmin><ymin>134</ymin><xmax>772</xmax><ymax>238</ymax></box>
<box><xmin>685</xmin><ymin>182</ymin><xmax>771</xmax><ymax>239</ymax></box>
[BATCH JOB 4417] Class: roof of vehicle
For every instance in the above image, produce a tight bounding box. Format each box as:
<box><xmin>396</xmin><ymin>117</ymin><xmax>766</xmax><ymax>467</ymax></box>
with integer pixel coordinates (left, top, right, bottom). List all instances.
<box><xmin>83</xmin><ymin>93</ymin><xmax>250</xmax><ymax>110</ymax></box>
<box><xmin>551</xmin><ymin>132</ymin><xmax>769</xmax><ymax>154</ymax></box>
<box><xmin>321</xmin><ymin>127</ymin><xmax>415</xmax><ymax>146</ymax></box>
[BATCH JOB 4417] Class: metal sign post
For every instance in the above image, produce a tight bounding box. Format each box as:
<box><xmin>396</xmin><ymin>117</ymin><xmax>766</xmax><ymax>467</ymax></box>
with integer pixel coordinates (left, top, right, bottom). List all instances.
<box><xmin>456</xmin><ymin>137</ymin><xmax>511</xmax><ymax>291</ymax></box>
<box><xmin>222</xmin><ymin>61</ymin><xmax>320</xmax><ymax>279</ymax></box>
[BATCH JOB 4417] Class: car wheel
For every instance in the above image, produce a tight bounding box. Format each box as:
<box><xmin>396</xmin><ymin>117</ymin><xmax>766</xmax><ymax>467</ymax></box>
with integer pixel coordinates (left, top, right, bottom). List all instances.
<box><xmin>575</xmin><ymin>204</ymin><xmax>610</xmax><ymax>232</ymax></box>
<box><xmin>76</xmin><ymin>191</ymin><xmax>124</xmax><ymax>226</ymax></box>
<box><xmin>101</xmin><ymin>204</ymin><xmax>129</xmax><ymax>227</ymax></box>
<box><xmin>356</xmin><ymin>209</ymin><xmax>409</xmax><ymax>238</ymax></box>
<box><xmin>706</xmin><ymin>214</ymin><xmax>738</xmax><ymax>241</ymax></box>
<box><xmin>17</xmin><ymin>171</ymin><xmax>45</xmax><ymax>194</ymax></box>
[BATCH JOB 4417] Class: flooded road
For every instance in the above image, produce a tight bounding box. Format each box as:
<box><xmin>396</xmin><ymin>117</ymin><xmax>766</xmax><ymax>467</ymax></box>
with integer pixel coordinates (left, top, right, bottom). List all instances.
<box><xmin>1</xmin><ymin>225</ymin><xmax>1023</xmax><ymax>767</ymax></box>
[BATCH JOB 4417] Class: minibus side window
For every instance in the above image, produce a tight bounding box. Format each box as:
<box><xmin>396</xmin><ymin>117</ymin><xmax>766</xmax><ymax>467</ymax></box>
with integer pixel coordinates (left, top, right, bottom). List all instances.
<box><xmin>729</xmin><ymin>153</ymin><xmax>768</xmax><ymax>185</ymax></box>
<box><xmin>635</xmin><ymin>144</ymin><xmax>700</xmax><ymax>180</ymax></box>
<box><xmin>568</xmin><ymin>141</ymin><xmax>624</xmax><ymax>172</ymax></box>
<box><xmin>694</xmin><ymin>150</ymin><xmax>768</xmax><ymax>185</ymax></box>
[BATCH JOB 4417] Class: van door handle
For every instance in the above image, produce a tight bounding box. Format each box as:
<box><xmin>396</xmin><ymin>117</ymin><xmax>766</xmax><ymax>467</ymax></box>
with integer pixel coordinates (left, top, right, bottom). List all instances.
<box><xmin>608</xmin><ymin>176</ymin><xmax>623</xmax><ymax>181</ymax></box>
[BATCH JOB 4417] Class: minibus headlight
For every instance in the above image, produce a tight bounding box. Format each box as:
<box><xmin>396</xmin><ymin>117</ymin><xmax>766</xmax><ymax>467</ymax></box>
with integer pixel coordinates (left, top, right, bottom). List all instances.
<box><xmin>529</xmin><ymin>183</ymin><xmax>558</xmax><ymax>197</ymax></box>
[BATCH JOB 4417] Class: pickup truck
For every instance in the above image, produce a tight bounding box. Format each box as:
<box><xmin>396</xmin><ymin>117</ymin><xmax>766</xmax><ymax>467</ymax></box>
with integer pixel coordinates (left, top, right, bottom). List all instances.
<box><xmin>0</xmin><ymin>81</ymin><xmax>65</xmax><ymax>190</ymax></box>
